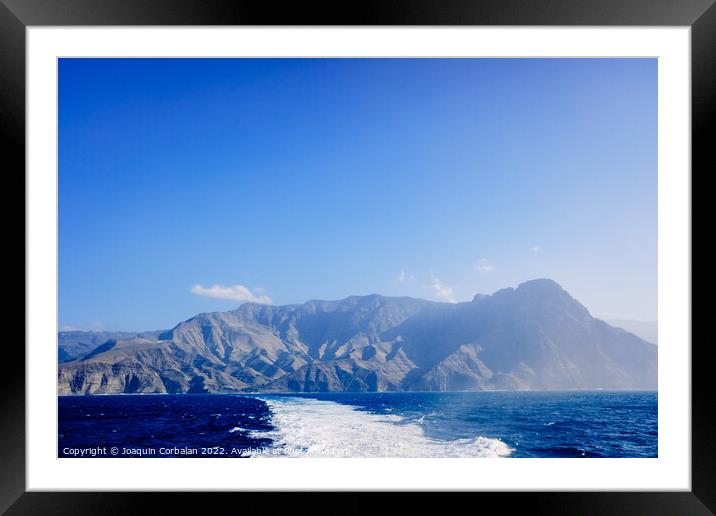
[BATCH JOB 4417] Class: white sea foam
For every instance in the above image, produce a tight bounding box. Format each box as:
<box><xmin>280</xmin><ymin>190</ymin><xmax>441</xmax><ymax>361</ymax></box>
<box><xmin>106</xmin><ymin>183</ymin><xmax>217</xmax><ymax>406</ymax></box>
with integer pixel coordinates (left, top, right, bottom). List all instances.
<box><xmin>251</xmin><ymin>396</ymin><xmax>512</xmax><ymax>458</ymax></box>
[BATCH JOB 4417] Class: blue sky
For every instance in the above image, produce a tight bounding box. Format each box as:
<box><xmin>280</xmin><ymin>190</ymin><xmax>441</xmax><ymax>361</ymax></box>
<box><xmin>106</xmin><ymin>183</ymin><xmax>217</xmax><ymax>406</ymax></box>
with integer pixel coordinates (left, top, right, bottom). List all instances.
<box><xmin>59</xmin><ymin>58</ymin><xmax>657</xmax><ymax>331</ymax></box>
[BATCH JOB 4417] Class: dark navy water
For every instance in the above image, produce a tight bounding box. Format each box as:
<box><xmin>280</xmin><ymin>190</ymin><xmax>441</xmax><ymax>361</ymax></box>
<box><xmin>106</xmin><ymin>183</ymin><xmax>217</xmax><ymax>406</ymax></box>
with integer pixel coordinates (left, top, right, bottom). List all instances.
<box><xmin>58</xmin><ymin>395</ymin><xmax>274</xmax><ymax>457</ymax></box>
<box><xmin>58</xmin><ymin>391</ymin><xmax>657</xmax><ymax>458</ymax></box>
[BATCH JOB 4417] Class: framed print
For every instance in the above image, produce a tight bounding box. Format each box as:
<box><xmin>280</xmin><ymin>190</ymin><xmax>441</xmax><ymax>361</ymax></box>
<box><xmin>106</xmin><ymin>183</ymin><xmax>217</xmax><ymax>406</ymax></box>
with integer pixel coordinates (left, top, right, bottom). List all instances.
<box><xmin>3</xmin><ymin>0</ymin><xmax>713</xmax><ymax>513</ymax></box>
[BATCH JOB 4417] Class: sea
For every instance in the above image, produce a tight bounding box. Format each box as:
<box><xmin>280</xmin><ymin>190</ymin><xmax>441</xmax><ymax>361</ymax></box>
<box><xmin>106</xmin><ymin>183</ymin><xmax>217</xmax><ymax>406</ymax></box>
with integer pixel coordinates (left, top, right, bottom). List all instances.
<box><xmin>58</xmin><ymin>391</ymin><xmax>657</xmax><ymax>458</ymax></box>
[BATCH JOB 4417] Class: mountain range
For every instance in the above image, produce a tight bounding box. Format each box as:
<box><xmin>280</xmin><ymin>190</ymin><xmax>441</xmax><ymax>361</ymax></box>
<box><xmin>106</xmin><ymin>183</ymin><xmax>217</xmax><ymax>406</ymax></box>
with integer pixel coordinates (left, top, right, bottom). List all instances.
<box><xmin>57</xmin><ymin>279</ymin><xmax>657</xmax><ymax>394</ymax></box>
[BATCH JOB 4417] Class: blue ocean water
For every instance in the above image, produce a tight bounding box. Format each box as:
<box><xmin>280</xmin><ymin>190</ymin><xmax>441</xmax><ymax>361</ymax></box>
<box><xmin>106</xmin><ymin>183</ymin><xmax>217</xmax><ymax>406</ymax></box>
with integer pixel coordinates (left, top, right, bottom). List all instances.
<box><xmin>58</xmin><ymin>391</ymin><xmax>657</xmax><ymax>458</ymax></box>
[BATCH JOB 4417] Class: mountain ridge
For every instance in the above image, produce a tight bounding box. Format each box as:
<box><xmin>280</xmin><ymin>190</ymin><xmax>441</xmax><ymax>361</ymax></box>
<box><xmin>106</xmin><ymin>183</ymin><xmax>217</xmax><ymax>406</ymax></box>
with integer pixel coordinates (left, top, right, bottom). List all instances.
<box><xmin>57</xmin><ymin>279</ymin><xmax>657</xmax><ymax>394</ymax></box>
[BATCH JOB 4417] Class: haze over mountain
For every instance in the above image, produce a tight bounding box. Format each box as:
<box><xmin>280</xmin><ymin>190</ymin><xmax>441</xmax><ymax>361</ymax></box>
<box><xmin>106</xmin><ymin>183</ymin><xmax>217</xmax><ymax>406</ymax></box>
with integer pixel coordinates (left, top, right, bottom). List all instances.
<box><xmin>605</xmin><ymin>319</ymin><xmax>657</xmax><ymax>345</ymax></box>
<box><xmin>57</xmin><ymin>279</ymin><xmax>657</xmax><ymax>394</ymax></box>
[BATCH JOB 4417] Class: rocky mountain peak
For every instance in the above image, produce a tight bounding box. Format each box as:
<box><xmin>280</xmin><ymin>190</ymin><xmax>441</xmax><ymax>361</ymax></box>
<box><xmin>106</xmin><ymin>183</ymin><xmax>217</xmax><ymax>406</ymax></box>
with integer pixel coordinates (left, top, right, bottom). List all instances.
<box><xmin>57</xmin><ymin>279</ymin><xmax>656</xmax><ymax>394</ymax></box>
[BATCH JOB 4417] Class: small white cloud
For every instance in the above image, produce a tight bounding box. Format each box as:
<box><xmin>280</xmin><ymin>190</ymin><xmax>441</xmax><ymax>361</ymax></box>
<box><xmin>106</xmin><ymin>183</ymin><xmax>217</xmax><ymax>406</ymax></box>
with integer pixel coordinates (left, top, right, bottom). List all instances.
<box><xmin>398</xmin><ymin>270</ymin><xmax>415</xmax><ymax>283</ymax></box>
<box><xmin>59</xmin><ymin>324</ymin><xmax>80</xmax><ymax>332</ymax></box>
<box><xmin>190</xmin><ymin>284</ymin><xmax>272</xmax><ymax>304</ymax></box>
<box><xmin>473</xmin><ymin>258</ymin><xmax>495</xmax><ymax>273</ymax></box>
<box><xmin>530</xmin><ymin>245</ymin><xmax>541</xmax><ymax>253</ymax></box>
<box><xmin>431</xmin><ymin>274</ymin><xmax>457</xmax><ymax>303</ymax></box>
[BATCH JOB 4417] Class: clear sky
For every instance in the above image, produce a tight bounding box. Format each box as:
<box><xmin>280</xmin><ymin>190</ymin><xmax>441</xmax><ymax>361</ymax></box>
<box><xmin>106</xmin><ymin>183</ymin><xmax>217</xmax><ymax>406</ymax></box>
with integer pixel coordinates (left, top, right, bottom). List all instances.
<box><xmin>59</xmin><ymin>58</ymin><xmax>657</xmax><ymax>331</ymax></box>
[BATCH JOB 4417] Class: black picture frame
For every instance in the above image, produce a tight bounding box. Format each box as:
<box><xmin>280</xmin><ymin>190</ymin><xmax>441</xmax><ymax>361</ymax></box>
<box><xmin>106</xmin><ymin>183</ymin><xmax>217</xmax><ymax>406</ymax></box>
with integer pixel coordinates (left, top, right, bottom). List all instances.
<box><xmin>3</xmin><ymin>0</ymin><xmax>712</xmax><ymax>513</ymax></box>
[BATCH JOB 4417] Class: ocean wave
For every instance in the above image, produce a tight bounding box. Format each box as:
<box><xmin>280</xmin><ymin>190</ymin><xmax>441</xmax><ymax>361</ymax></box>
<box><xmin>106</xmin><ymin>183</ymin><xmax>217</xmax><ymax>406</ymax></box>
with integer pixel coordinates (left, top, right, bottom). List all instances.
<box><xmin>252</xmin><ymin>396</ymin><xmax>512</xmax><ymax>458</ymax></box>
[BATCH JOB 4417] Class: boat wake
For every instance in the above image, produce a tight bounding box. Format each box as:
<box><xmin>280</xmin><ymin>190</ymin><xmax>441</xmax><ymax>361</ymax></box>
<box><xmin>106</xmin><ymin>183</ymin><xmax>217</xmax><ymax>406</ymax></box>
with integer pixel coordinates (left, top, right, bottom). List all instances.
<box><xmin>252</xmin><ymin>396</ymin><xmax>512</xmax><ymax>458</ymax></box>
